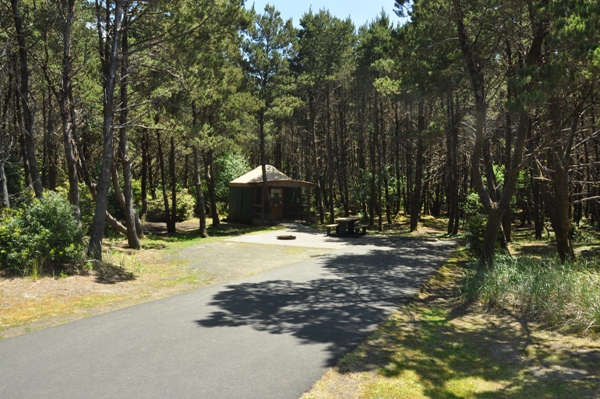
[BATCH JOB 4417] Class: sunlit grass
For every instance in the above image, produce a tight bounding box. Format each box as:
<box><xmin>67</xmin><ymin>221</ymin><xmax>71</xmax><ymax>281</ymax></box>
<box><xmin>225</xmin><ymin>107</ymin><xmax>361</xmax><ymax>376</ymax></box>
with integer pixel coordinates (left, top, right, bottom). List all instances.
<box><xmin>462</xmin><ymin>255</ymin><xmax>600</xmax><ymax>334</ymax></box>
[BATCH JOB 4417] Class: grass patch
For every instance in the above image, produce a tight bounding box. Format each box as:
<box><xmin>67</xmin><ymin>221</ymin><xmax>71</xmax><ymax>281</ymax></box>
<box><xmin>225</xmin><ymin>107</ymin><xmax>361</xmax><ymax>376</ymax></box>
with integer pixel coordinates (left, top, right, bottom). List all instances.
<box><xmin>462</xmin><ymin>255</ymin><xmax>600</xmax><ymax>334</ymax></box>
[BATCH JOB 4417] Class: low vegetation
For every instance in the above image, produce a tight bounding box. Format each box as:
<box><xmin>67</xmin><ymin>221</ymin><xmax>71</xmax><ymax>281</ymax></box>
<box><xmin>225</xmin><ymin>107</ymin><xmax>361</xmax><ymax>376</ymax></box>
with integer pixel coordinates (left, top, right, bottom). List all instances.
<box><xmin>463</xmin><ymin>255</ymin><xmax>600</xmax><ymax>334</ymax></box>
<box><xmin>0</xmin><ymin>191</ymin><xmax>85</xmax><ymax>277</ymax></box>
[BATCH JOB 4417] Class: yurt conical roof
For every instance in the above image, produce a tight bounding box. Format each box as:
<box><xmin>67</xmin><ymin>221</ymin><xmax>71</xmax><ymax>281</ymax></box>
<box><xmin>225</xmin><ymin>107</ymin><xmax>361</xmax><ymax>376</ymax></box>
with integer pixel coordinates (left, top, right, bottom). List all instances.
<box><xmin>229</xmin><ymin>165</ymin><xmax>315</xmax><ymax>188</ymax></box>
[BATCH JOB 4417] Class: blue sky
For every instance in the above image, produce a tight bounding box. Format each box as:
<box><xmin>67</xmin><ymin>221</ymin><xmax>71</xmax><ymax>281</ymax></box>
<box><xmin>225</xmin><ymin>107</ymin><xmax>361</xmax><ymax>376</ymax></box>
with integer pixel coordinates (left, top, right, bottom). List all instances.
<box><xmin>245</xmin><ymin>1</ymin><xmax>405</xmax><ymax>28</ymax></box>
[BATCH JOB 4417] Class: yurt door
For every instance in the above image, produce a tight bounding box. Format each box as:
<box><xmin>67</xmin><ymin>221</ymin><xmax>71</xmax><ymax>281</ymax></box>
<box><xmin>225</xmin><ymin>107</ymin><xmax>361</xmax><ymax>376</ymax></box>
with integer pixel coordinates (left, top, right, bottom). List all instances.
<box><xmin>271</xmin><ymin>188</ymin><xmax>284</xmax><ymax>220</ymax></box>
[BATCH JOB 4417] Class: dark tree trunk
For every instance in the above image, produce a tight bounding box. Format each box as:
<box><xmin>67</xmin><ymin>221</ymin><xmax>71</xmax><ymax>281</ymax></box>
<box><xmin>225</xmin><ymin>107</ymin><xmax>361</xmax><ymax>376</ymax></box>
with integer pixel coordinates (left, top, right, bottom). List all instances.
<box><xmin>193</xmin><ymin>147</ymin><xmax>208</xmax><ymax>238</ymax></box>
<box><xmin>338</xmin><ymin>103</ymin><xmax>349</xmax><ymax>216</ymax></box>
<box><xmin>205</xmin><ymin>148</ymin><xmax>219</xmax><ymax>227</ymax></box>
<box><xmin>259</xmin><ymin>110</ymin><xmax>273</xmax><ymax>224</ymax></box>
<box><xmin>0</xmin><ymin>162</ymin><xmax>8</xmax><ymax>208</ymax></box>
<box><xmin>11</xmin><ymin>0</ymin><xmax>43</xmax><ymax>198</ymax></box>
<box><xmin>88</xmin><ymin>0</ymin><xmax>124</xmax><ymax>260</ymax></box>
<box><xmin>57</xmin><ymin>0</ymin><xmax>81</xmax><ymax>225</ymax></box>
<box><xmin>410</xmin><ymin>102</ymin><xmax>425</xmax><ymax>232</ymax></box>
<box><xmin>157</xmin><ymin>131</ymin><xmax>174</xmax><ymax>234</ymax></box>
<box><xmin>453</xmin><ymin>0</ymin><xmax>547</xmax><ymax>267</ymax></box>
<box><xmin>552</xmin><ymin>156</ymin><xmax>575</xmax><ymax>261</ymax></box>
<box><xmin>531</xmin><ymin>171</ymin><xmax>544</xmax><ymax>240</ymax></box>
<box><xmin>140</xmin><ymin>129</ymin><xmax>149</xmax><ymax>218</ymax></box>
<box><xmin>169</xmin><ymin>136</ymin><xmax>177</xmax><ymax>233</ymax></box>
<box><xmin>0</xmin><ymin>81</ymin><xmax>11</xmax><ymax>208</ymax></box>
<box><xmin>446</xmin><ymin>94</ymin><xmax>460</xmax><ymax>236</ymax></box>
<box><xmin>118</xmin><ymin>13</ymin><xmax>142</xmax><ymax>247</ymax></box>
<box><xmin>394</xmin><ymin>102</ymin><xmax>402</xmax><ymax>216</ymax></box>
<box><xmin>42</xmin><ymin>91</ymin><xmax>58</xmax><ymax>190</ymax></box>
<box><xmin>550</xmin><ymin>106</ymin><xmax>577</xmax><ymax>262</ymax></box>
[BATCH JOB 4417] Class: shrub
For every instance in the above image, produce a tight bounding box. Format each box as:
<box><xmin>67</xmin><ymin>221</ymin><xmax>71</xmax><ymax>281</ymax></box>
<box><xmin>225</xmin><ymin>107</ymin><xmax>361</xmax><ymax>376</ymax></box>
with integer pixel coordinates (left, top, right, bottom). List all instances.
<box><xmin>0</xmin><ymin>191</ymin><xmax>85</xmax><ymax>276</ymax></box>
<box><xmin>145</xmin><ymin>188</ymin><xmax>195</xmax><ymax>222</ymax></box>
<box><xmin>214</xmin><ymin>153</ymin><xmax>250</xmax><ymax>203</ymax></box>
<box><xmin>465</xmin><ymin>215</ymin><xmax>486</xmax><ymax>256</ymax></box>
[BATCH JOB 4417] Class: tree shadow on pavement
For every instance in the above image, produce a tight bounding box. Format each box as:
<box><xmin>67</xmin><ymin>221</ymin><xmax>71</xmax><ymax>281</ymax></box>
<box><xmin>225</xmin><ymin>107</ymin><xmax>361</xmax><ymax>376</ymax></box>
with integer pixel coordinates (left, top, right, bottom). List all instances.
<box><xmin>195</xmin><ymin>238</ymin><xmax>456</xmax><ymax>366</ymax></box>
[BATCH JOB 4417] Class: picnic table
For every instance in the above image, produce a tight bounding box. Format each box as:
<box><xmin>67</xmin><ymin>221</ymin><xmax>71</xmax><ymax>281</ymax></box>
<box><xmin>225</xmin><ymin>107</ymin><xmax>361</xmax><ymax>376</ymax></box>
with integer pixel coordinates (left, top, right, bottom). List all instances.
<box><xmin>335</xmin><ymin>217</ymin><xmax>361</xmax><ymax>236</ymax></box>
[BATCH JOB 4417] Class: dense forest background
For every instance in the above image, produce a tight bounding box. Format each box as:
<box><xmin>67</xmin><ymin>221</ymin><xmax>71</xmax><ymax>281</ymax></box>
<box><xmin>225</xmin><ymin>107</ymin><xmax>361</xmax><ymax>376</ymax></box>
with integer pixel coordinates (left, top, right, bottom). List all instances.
<box><xmin>0</xmin><ymin>0</ymin><xmax>599</xmax><ymax>267</ymax></box>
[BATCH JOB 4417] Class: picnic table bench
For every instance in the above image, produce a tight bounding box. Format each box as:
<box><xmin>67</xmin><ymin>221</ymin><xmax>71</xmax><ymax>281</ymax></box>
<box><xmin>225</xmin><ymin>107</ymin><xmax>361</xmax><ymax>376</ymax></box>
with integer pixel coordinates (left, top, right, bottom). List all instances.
<box><xmin>325</xmin><ymin>224</ymin><xmax>338</xmax><ymax>236</ymax></box>
<box><xmin>354</xmin><ymin>225</ymin><xmax>367</xmax><ymax>235</ymax></box>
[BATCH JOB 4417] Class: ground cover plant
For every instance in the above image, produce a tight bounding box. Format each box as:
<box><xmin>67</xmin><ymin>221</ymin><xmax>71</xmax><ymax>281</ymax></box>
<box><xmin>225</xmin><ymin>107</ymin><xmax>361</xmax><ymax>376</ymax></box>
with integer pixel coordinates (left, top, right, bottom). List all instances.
<box><xmin>0</xmin><ymin>191</ymin><xmax>85</xmax><ymax>277</ymax></box>
<box><xmin>462</xmin><ymin>255</ymin><xmax>600</xmax><ymax>334</ymax></box>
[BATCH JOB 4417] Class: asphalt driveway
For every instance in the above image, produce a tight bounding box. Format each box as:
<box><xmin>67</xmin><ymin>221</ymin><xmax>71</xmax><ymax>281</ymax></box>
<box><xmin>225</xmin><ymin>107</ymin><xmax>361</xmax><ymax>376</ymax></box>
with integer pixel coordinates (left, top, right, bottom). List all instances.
<box><xmin>0</xmin><ymin>228</ymin><xmax>456</xmax><ymax>399</ymax></box>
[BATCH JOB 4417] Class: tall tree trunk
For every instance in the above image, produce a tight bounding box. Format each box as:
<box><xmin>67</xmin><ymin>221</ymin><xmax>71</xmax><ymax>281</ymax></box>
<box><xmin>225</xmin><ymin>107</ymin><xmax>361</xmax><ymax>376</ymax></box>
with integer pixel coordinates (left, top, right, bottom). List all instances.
<box><xmin>11</xmin><ymin>0</ymin><xmax>42</xmax><ymax>198</ymax></box>
<box><xmin>259</xmin><ymin>110</ymin><xmax>273</xmax><ymax>224</ymax></box>
<box><xmin>394</xmin><ymin>102</ymin><xmax>402</xmax><ymax>216</ymax></box>
<box><xmin>410</xmin><ymin>101</ymin><xmax>425</xmax><ymax>232</ymax></box>
<box><xmin>0</xmin><ymin>162</ymin><xmax>8</xmax><ymax>208</ymax></box>
<box><xmin>205</xmin><ymin>148</ymin><xmax>220</xmax><ymax>227</ymax></box>
<box><xmin>42</xmin><ymin>91</ymin><xmax>58</xmax><ymax>190</ymax></box>
<box><xmin>0</xmin><ymin>81</ymin><xmax>11</xmax><ymax>208</ymax></box>
<box><xmin>453</xmin><ymin>0</ymin><xmax>547</xmax><ymax>267</ymax></box>
<box><xmin>190</xmin><ymin>104</ymin><xmax>208</xmax><ymax>236</ymax></box>
<box><xmin>140</xmin><ymin>128</ymin><xmax>150</xmax><ymax>217</ymax></box>
<box><xmin>550</xmin><ymin>106</ymin><xmax>577</xmax><ymax>262</ymax></box>
<box><xmin>502</xmin><ymin>40</ymin><xmax>515</xmax><ymax>243</ymax></box>
<box><xmin>118</xmin><ymin>11</ymin><xmax>142</xmax><ymax>247</ymax></box>
<box><xmin>58</xmin><ymin>0</ymin><xmax>81</xmax><ymax>225</ymax></box>
<box><xmin>446</xmin><ymin>94</ymin><xmax>460</xmax><ymax>236</ymax></box>
<box><xmin>169</xmin><ymin>136</ymin><xmax>177</xmax><ymax>233</ymax></box>
<box><xmin>194</xmin><ymin>147</ymin><xmax>208</xmax><ymax>238</ymax></box>
<box><xmin>552</xmin><ymin>156</ymin><xmax>574</xmax><ymax>261</ymax></box>
<box><xmin>326</xmin><ymin>88</ymin><xmax>335</xmax><ymax>223</ymax></box>
<box><xmin>309</xmin><ymin>96</ymin><xmax>324</xmax><ymax>224</ymax></box>
<box><xmin>156</xmin><ymin>131</ymin><xmax>173</xmax><ymax>234</ymax></box>
<box><xmin>88</xmin><ymin>0</ymin><xmax>124</xmax><ymax>260</ymax></box>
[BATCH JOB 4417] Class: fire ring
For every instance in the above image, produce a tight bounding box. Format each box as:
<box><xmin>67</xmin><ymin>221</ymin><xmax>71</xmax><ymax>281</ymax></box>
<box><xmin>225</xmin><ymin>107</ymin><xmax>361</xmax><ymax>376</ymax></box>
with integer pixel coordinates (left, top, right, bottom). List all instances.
<box><xmin>277</xmin><ymin>235</ymin><xmax>296</xmax><ymax>240</ymax></box>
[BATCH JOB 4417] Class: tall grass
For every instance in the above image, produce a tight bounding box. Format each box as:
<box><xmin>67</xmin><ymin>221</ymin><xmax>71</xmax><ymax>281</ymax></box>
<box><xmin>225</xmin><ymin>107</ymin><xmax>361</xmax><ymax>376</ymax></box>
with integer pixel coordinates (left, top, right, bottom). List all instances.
<box><xmin>462</xmin><ymin>255</ymin><xmax>600</xmax><ymax>334</ymax></box>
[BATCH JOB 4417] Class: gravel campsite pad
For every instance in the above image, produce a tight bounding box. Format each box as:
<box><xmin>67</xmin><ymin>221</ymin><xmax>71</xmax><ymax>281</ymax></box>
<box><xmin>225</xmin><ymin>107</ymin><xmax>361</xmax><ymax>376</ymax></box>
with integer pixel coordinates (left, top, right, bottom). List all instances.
<box><xmin>167</xmin><ymin>240</ymin><xmax>336</xmax><ymax>285</ymax></box>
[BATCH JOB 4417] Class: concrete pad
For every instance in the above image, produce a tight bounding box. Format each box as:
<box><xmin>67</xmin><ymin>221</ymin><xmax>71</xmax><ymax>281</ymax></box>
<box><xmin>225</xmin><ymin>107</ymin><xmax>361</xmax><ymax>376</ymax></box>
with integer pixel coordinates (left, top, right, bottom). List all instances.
<box><xmin>225</xmin><ymin>228</ymin><xmax>354</xmax><ymax>249</ymax></box>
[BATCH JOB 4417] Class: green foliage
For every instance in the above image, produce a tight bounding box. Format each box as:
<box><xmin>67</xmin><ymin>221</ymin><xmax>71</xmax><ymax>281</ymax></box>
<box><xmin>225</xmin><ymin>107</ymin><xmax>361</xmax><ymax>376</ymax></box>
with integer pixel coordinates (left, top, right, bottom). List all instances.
<box><xmin>0</xmin><ymin>191</ymin><xmax>85</xmax><ymax>276</ymax></box>
<box><xmin>3</xmin><ymin>155</ymin><xmax>24</xmax><ymax>203</ymax></box>
<box><xmin>146</xmin><ymin>188</ymin><xmax>195</xmax><ymax>223</ymax></box>
<box><xmin>462</xmin><ymin>255</ymin><xmax>600</xmax><ymax>333</ymax></box>
<box><xmin>464</xmin><ymin>191</ymin><xmax>483</xmax><ymax>217</ymax></box>
<box><xmin>351</xmin><ymin>168</ymin><xmax>373</xmax><ymax>209</ymax></box>
<box><xmin>244</xmin><ymin>5</ymin><xmax>297</xmax><ymax>105</ymax></box>
<box><xmin>55</xmin><ymin>184</ymin><xmax>95</xmax><ymax>235</ymax></box>
<box><xmin>213</xmin><ymin>153</ymin><xmax>250</xmax><ymax>203</ymax></box>
<box><xmin>465</xmin><ymin>215</ymin><xmax>486</xmax><ymax>257</ymax></box>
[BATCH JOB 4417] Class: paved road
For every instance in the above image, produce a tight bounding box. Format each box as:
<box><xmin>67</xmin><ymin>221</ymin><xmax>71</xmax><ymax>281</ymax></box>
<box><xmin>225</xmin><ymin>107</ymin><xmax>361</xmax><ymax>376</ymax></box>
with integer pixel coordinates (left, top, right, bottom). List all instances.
<box><xmin>0</xmin><ymin>230</ymin><xmax>455</xmax><ymax>399</ymax></box>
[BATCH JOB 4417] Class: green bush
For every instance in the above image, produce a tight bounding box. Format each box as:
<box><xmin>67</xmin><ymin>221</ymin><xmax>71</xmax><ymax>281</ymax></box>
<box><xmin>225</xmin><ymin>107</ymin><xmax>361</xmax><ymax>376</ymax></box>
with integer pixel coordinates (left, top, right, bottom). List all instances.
<box><xmin>465</xmin><ymin>215</ymin><xmax>486</xmax><ymax>256</ymax></box>
<box><xmin>465</xmin><ymin>214</ymin><xmax>505</xmax><ymax>257</ymax></box>
<box><xmin>145</xmin><ymin>188</ymin><xmax>195</xmax><ymax>222</ymax></box>
<box><xmin>214</xmin><ymin>153</ymin><xmax>251</xmax><ymax>203</ymax></box>
<box><xmin>462</xmin><ymin>255</ymin><xmax>600</xmax><ymax>334</ymax></box>
<box><xmin>0</xmin><ymin>191</ymin><xmax>85</xmax><ymax>276</ymax></box>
